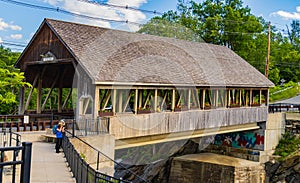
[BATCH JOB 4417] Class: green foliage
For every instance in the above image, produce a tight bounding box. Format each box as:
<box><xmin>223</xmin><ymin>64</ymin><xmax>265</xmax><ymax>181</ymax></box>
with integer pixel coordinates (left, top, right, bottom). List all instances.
<box><xmin>80</xmin><ymin>152</ymin><xmax>86</xmax><ymax>160</ymax></box>
<box><xmin>0</xmin><ymin>46</ymin><xmax>31</xmax><ymax>114</ymax></box>
<box><xmin>139</xmin><ymin>0</ymin><xmax>300</xmax><ymax>85</ymax></box>
<box><xmin>269</xmin><ymin>81</ymin><xmax>300</xmax><ymax>102</ymax></box>
<box><xmin>274</xmin><ymin>132</ymin><xmax>300</xmax><ymax>161</ymax></box>
<box><xmin>138</xmin><ymin>17</ymin><xmax>204</xmax><ymax>42</ymax></box>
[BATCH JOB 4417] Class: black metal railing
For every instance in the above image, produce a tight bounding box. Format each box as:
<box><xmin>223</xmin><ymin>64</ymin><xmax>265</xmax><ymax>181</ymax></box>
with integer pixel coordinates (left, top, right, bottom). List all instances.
<box><xmin>71</xmin><ymin>117</ymin><xmax>110</xmax><ymax>137</ymax></box>
<box><xmin>62</xmin><ymin>135</ymin><xmax>132</xmax><ymax>183</ymax></box>
<box><xmin>0</xmin><ymin>129</ymin><xmax>21</xmax><ymax>147</ymax></box>
<box><xmin>0</xmin><ymin>142</ymin><xmax>32</xmax><ymax>183</ymax></box>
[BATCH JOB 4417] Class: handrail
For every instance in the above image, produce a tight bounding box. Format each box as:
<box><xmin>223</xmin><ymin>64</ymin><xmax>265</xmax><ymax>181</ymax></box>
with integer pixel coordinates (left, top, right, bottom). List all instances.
<box><xmin>64</xmin><ymin>129</ymin><xmax>148</xmax><ymax>183</ymax></box>
<box><xmin>0</xmin><ymin>137</ymin><xmax>32</xmax><ymax>183</ymax></box>
<box><xmin>0</xmin><ymin>129</ymin><xmax>21</xmax><ymax>147</ymax></box>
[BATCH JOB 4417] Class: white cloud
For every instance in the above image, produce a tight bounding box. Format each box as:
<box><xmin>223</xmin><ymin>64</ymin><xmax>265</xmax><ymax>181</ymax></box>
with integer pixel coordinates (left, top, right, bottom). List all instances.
<box><xmin>108</xmin><ymin>0</ymin><xmax>147</xmax><ymax>8</ymax></box>
<box><xmin>0</xmin><ymin>18</ymin><xmax>22</xmax><ymax>31</ymax></box>
<box><xmin>9</xmin><ymin>25</ymin><xmax>22</xmax><ymax>31</ymax></box>
<box><xmin>43</xmin><ymin>0</ymin><xmax>148</xmax><ymax>31</ymax></box>
<box><xmin>0</xmin><ymin>37</ymin><xmax>2</xmax><ymax>44</ymax></box>
<box><xmin>10</xmin><ymin>34</ymin><xmax>23</xmax><ymax>39</ymax></box>
<box><xmin>271</xmin><ymin>6</ymin><xmax>300</xmax><ymax>20</ymax></box>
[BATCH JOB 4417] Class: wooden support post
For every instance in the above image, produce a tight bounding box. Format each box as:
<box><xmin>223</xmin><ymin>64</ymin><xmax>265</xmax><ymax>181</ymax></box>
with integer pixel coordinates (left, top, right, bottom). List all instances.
<box><xmin>188</xmin><ymin>89</ymin><xmax>191</xmax><ymax>109</ymax></box>
<box><xmin>134</xmin><ymin>89</ymin><xmax>138</xmax><ymax>114</ymax></box>
<box><xmin>239</xmin><ymin>89</ymin><xmax>242</xmax><ymax>106</ymax></box>
<box><xmin>154</xmin><ymin>89</ymin><xmax>158</xmax><ymax>112</ymax></box>
<box><xmin>118</xmin><ymin>90</ymin><xmax>123</xmax><ymax>113</ymax></box>
<box><xmin>259</xmin><ymin>90</ymin><xmax>262</xmax><ymax>105</ymax></box>
<box><xmin>266</xmin><ymin>90</ymin><xmax>270</xmax><ymax>106</ymax></box>
<box><xmin>224</xmin><ymin>89</ymin><xmax>228</xmax><ymax>107</ymax></box>
<box><xmin>112</xmin><ymin>89</ymin><xmax>116</xmax><ymax>113</ymax></box>
<box><xmin>139</xmin><ymin>90</ymin><xmax>143</xmax><ymax>109</ymax></box>
<box><xmin>37</xmin><ymin>77</ymin><xmax>42</xmax><ymax>114</ymax></box>
<box><xmin>215</xmin><ymin>90</ymin><xmax>219</xmax><ymax>107</ymax></box>
<box><xmin>250</xmin><ymin>89</ymin><xmax>253</xmax><ymax>106</ymax></box>
<box><xmin>202</xmin><ymin>89</ymin><xmax>205</xmax><ymax>110</ymax></box>
<box><xmin>172</xmin><ymin>89</ymin><xmax>175</xmax><ymax>112</ymax></box>
<box><xmin>57</xmin><ymin>87</ymin><xmax>62</xmax><ymax>112</ymax></box>
<box><xmin>36</xmin><ymin>67</ymin><xmax>47</xmax><ymax>114</ymax></box>
<box><xmin>18</xmin><ymin>86</ymin><xmax>25</xmax><ymax>114</ymax></box>
<box><xmin>94</xmin><ymin>86</ymin><xmax>100</xmax><ymax>118</ymax></box>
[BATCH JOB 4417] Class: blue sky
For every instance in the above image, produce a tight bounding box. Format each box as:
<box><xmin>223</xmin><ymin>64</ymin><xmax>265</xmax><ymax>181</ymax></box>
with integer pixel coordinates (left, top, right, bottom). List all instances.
<box><xmin>0</xmin><ymin>0</ymin><xmax>299</xmax><ymax>51</ymax></box>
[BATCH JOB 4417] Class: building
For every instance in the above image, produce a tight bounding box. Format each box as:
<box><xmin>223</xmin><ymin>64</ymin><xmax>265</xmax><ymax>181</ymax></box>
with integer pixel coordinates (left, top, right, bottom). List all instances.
<box><xmin>15</xmin><ymin>18</ymin><xmax>274</xmax><ymax>148</ymax></box>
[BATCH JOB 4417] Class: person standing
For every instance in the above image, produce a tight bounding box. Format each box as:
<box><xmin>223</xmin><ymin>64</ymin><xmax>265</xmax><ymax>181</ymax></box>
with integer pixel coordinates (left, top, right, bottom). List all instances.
<box><xmin>55</xmin><ymin>123</ymin><xmax>64</xmax><ymax>153</ymax></box>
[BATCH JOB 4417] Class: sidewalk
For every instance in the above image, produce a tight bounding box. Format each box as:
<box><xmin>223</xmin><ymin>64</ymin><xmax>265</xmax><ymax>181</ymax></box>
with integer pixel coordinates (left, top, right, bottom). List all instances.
<box><xmin>30</xmin><ymin>141</ymin><xmax>76</xmax><ymax>183</ymax></box>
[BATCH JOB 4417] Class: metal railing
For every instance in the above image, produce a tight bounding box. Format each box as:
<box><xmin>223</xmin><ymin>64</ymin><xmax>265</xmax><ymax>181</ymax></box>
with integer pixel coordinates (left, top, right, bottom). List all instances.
<box><xmin>0</xmin><ymin>129</ymin><xmax>32</xmax><ymax>183</ymax></box>
<box><xmin>71</xmin><ymin>117</ymin><xmax>110</xmax><ymax>137</ymax></box>
<box><xmin>0</xmin><ymin>142</ymin><xmax>32</xmax><ymax>183</ymax></box>
<box><xmin>0</xmin><ymin>129</ymin><xmax>22</xmax><ymax>147</ymax></box>
<box><xmin>62</xmin><ymin>133</ymin><xmax>136</xmax><ymax>183</ymax></box>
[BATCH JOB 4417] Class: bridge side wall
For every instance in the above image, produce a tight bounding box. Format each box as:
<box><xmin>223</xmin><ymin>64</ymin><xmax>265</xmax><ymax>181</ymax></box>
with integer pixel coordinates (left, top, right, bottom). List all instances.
<box><xmin>109</xmin><ymin>107</ymin><xmax>268</xmax><ymax>139</ymax></box>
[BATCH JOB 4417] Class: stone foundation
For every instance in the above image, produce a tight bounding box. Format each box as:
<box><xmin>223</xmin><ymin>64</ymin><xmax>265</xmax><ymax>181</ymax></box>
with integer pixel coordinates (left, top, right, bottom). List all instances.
<box><xmin>169</xmin><ymin>153</ymin><xmax>265</xmax><ymax>183</ymax></box>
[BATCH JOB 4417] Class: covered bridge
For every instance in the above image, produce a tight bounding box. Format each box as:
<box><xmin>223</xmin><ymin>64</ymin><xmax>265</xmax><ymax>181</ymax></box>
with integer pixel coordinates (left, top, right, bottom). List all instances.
<box><xmin>15</xmin><ymin>18</ymin><xmax>274</xmax><ymax>141</ymax></box>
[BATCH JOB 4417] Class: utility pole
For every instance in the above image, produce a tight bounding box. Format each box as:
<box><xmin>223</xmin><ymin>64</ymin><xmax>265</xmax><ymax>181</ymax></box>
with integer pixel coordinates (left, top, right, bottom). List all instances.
<box><xmin>265</xmin><ymin>21</ymin><xmax>271</xmax><ymax>78</ymax></box>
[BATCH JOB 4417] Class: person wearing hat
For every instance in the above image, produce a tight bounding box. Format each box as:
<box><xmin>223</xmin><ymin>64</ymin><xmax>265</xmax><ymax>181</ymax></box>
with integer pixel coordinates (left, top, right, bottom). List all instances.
<box><xmin>55</xmin><ymin>120</ymin><xmax>65</xmax><ymax>153</ymax></box>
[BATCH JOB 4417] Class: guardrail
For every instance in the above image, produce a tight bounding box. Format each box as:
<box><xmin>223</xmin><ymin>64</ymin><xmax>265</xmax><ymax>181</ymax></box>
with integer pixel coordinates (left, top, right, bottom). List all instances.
<box><xmin>62</xmin><ymin>133</ymin><xmax>137</xmax><ymax>183</ymax></box>
<box><xmin>73</xmin><ymin>117</ymin><xmax>110</xmax><ymax>137</ymax></box>
<box><xmin>0</xmin><ymin>142</ymin><xmax>32</xmax><ymax>183</ymax></box>
<box><xmin>0</xmin><ymin>129</ymin><xmax>21</xmax><ymax>147</ymax></box>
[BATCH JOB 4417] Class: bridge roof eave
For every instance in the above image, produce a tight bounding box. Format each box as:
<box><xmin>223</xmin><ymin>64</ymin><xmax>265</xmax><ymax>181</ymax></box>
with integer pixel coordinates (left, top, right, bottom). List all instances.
<box><xmin>94</xmin><ymin>81</ymin><xmax>272</xmax><ymax>90</ymax></box>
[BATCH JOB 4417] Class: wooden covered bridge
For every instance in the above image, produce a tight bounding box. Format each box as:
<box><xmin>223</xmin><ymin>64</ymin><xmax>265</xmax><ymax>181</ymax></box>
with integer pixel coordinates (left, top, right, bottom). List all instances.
<box><xmin>15</xmin><ymin>18</ymin><xmax>274</xmax><ymax>148</ymax></box>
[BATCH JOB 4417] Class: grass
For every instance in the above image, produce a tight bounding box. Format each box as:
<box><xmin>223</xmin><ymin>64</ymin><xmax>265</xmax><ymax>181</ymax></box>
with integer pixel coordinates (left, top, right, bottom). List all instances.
<box><xmin>269</xmin><ymin>81</ymin><xmax>300</xmax><ymax>103</ymax></box>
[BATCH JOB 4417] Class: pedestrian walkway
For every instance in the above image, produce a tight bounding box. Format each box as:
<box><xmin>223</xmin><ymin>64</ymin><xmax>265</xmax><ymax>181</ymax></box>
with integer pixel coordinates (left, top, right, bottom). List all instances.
<box><xmin>30</xmin><ymin>141</ymin><xmax>76</xmax><ymax>183</ymax></box>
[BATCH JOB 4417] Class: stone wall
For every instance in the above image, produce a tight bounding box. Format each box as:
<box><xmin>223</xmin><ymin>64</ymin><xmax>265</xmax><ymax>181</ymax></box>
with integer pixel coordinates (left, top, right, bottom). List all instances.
<box><xmin>69</xmin><ymin>134</ymin><xmax>115</xmax><ymax>176</ymax></box>
<box><xmin>203</xmin><ymin>144</ymin><xmax>260</xmax><ymax>162</ymax></box>
<box><xmin>265</xmin><ymin>113</ymin><xmax>285</xmax><ymax>155</ymax></box>
<box><xmin>169</xmin><ymin>153</ymin><xmax>265</xmax><ymax>183</ymax></box>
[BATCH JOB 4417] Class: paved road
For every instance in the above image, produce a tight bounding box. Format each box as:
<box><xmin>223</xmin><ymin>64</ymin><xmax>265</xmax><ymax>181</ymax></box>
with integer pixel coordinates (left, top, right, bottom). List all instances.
<box><xmin>30</xmin><ymin>141</ymin><xmax>76</xmax><ymax>183</ymax></box>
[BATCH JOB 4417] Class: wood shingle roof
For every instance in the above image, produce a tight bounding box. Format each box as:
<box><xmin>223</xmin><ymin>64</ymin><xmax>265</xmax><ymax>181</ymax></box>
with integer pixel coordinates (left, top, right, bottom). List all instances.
<box><xmin>21</xmin><ymin>18</ymin><xmax>275</xmax><ymax>88</ymax></box>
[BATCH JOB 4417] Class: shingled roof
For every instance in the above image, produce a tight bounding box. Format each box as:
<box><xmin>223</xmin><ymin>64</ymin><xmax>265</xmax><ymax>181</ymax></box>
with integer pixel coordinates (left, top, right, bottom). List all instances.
<box><xmin>19</xmin><ymin>18</ymin><xmax>274</xmax><ymax>88</ymax></box>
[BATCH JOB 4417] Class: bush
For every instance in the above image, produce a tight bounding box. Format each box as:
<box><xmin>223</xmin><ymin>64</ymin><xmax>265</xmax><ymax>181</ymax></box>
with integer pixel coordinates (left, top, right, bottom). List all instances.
<box><xmin>274</xmin><ymin>132</ymin><xmax>300</xmax><ymax>160</ymax></box>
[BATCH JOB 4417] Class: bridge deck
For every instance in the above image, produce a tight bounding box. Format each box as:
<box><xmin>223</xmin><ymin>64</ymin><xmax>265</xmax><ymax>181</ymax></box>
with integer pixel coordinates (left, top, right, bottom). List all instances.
<box><xmin>30</xmin><ymin>142</ymin><xmax>76</xmax><ymax>182</ymax></box>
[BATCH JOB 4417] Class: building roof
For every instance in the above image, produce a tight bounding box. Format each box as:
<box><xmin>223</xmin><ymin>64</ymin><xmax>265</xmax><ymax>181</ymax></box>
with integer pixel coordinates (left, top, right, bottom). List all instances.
<box><xmin>17</xmin><ymin>18</ymin><xmax>274</xmax><ymax>88</ymax></box>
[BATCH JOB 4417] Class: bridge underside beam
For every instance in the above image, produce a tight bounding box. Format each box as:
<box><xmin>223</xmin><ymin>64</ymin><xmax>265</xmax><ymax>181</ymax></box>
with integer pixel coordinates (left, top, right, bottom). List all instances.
<box><xmin>115</xmin><ymin>122</ymin><xmax>260</xmax><ymax>150</ymax></box>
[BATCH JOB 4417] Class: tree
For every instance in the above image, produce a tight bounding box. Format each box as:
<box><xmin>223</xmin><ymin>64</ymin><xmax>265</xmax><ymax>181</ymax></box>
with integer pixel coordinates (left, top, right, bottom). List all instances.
<box><xmin>138</xmin><ymin>0</ymin><xmax>300</xmax><ymax>86</ymax></box>
<box><xmin>137</xmin><ymin>17</ymin><xmax>204</xmax><ymax>42</ymax></box>
<box><xmin>287</xmin><ymin>20</ymin><xmax>300</xmax><ymax>51</ymax></box>
<box><xmin>0</xmin><ymin>46</ymin><xmax>31</xmax><ymax>114</ymax></box>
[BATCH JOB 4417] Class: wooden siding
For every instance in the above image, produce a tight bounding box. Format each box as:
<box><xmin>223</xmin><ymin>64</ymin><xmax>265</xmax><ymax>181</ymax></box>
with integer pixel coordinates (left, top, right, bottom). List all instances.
<box><xmin>18</xmin><ymin>24</ymin><xmax>73</xmax><ymax>70</ymax></box>
<box><xmin>17</xmin><ymin>22</ymin><xmax>75</xmax><ymax>88</ymax></box>
<box><xmin>109</xmin><ymin>107</ymin><xmax>268</xmax><ymax>139</ymax></box>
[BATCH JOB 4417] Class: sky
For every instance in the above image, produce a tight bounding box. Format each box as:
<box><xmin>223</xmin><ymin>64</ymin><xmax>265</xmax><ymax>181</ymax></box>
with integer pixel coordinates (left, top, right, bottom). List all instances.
<box><xmin>0</xmin><ymin>0</ymin><xmax>299</xmax><ymax>51</ymax></box>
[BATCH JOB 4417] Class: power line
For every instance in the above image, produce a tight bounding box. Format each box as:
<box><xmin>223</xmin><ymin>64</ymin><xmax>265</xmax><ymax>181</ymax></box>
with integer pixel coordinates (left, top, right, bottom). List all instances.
<box><xmin>77</xmin><ymin>0</ymin><xmax>163</xmax><ymax>15</ymax></box>
<box><xmin>0</xmin><ymin>0</ymin><xmax>142</xmax><ymax>26</ymax></box>
<box><xmin>1</xmin><ymin>41</ymin><xmax>27</xmax><ymax>47</ymax></box>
